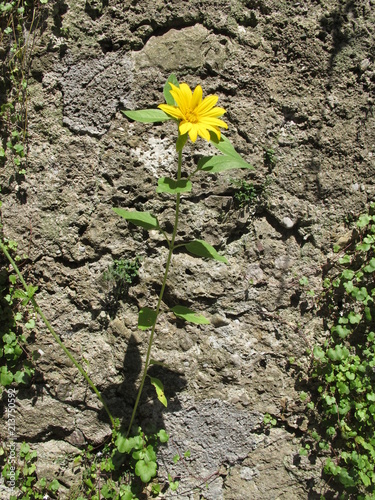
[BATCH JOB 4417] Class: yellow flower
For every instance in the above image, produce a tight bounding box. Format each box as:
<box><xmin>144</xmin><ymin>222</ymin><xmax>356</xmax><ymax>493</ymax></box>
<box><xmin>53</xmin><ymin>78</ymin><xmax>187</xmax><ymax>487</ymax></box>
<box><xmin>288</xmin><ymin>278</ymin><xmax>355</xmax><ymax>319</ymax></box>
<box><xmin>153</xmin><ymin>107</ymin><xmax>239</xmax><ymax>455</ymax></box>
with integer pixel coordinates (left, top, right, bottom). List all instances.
<box><xmin>158</xmin><ymin>83</ymin><xmax>228</xmax><ymax>143</ymax></box>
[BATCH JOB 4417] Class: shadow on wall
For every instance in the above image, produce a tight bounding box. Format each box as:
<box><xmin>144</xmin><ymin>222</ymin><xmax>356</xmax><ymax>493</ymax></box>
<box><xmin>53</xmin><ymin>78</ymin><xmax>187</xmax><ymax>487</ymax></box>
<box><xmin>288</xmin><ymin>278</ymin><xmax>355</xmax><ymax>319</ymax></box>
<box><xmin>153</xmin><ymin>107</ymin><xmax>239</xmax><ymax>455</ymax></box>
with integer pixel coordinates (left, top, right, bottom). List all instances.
<box><xmin>101</xmin><ymin>334</ymin><xmax>187</xmax><ymax>433</ymax></box>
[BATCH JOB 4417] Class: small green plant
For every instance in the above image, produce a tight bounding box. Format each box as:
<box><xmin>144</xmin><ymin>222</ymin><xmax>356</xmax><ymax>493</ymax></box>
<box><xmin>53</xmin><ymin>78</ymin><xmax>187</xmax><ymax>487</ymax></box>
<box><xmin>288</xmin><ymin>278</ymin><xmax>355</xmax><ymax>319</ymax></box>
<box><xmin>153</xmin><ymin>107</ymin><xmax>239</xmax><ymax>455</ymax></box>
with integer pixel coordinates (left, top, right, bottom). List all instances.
<box><xmin>1</xmin><ymin>442</ymin><xmax>60</xmax><ymax>499</ymax></box>
<box><xmin>263</xmin><ymin>147</ymin><xmax>276</xmax><ymax>170</ymax></box>
<box><xmin>0</xmin><ymin>0</ymin><xmax>49</xmax><ymax>172</ymax></box>
<box><xmin>301</xmin><ymin>202</ymin><xmax>375</xmax><ymax>498</ymax></box>
<box><xmin>263</xmin><ymin>412</ymin><xmax>277</xmax><ymax>427</ymax></box>
<box><xmin>231</xmin><ymin>179</ymin><xmax>257</xmax><ymax>209</ymax></box>
<box><xmin>71</xmin><ymin>425</ymin><xmax>170</xmax><ymax>499</ymax></box>
<box><xmin>0</xmin><ymin>237</ymin><xmax>35</xmax><ymax>391</ymax></box>
<box><xmin>102</xmin><ymin>257</ymin><xmax>141</xmax><ymax>299</ymax></box>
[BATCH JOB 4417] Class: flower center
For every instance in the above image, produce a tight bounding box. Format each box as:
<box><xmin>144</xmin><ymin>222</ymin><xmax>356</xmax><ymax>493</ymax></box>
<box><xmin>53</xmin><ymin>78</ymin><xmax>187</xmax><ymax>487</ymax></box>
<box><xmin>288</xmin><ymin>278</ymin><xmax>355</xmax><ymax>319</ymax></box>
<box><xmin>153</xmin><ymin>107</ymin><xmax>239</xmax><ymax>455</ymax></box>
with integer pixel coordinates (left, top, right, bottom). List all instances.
<box><xmin>185</xmin><ymin>109</ymin><xmax>199</xmax><ymax>124</ymax></box>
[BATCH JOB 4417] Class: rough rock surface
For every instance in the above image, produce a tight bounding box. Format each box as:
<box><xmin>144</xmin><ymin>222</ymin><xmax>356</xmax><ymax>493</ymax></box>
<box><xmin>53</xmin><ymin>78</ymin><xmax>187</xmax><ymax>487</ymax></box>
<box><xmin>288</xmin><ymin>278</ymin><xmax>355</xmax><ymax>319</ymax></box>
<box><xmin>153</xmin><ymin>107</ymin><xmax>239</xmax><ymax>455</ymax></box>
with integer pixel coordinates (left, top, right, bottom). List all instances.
<box><xmin>1</xmin><ymin>0</ymin><xmax>374</xmax><ymax>498</ymax></box>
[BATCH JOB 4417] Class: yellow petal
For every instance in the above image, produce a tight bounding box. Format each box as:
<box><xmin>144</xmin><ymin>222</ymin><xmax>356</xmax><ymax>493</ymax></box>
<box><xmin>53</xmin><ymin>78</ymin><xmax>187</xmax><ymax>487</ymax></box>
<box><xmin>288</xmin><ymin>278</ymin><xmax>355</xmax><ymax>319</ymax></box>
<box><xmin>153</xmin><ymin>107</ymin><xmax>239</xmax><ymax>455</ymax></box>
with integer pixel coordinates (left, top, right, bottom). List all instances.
<box><xmin>191</xmin><ymin>85</ymin><xmax>203</xmax><ymax>110</ymax></box>
<box><xmin>196</xmin><ymin>125</ymin><xmax>211</xmax><ymax>141</ymax></box>
<box><xmin>158</xmin><ymin>104</ymin><xmax>184</xmax><ymax>120</ymax></box>
<box><xmin>188</xmin><ymin>125</ymin><xmax>198</xmax><ymax>142</ymax></box>
<box><xmin>200</xmin><ymin>123</ymin><xmax>222</xmax><ymax>140</ymax></box>
<box><xmin>199</xmin><ymin>117</ymin><xmax>228</xmax><ymax>129</ymax></box>
<box><xmin>179</xmin><ymin>121</ymin><xmax>192</xmax><ymax>136</ymax></box>
<box><xmin>196</xmin><ymin>94</ymin><xmax>219</xmax><ymax>114</ymax></box>
<box><xmin>202</xmin><ymin>107</ymin><xmax>226</xmax><ymax>118</ymax></box>
<box><xmin>173</xmin><ymin>83</ymin><xmax>193</xmax><ymax>113</ymax></box>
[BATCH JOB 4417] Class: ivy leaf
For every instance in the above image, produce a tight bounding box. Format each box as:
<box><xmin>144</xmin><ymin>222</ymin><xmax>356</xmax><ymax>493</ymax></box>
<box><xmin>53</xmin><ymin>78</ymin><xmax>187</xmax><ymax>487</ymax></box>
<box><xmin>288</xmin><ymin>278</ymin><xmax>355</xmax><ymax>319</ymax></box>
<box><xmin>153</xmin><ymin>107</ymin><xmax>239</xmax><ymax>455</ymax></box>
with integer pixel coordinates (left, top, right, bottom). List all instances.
<box><xmin>357</xmin><ymin>214</ymin><xmax>371</xmax><ymax>228</ymax></box>
<box><xmin>135</xmin><ymin>459</ymin><xmax>157</xmax><ymax>483</ymax></box>
<box><xmin>157</xmin><ymin>429</ymin><xmax>169</xmax><ymax>443</ymax></box>
<box><xmin>163</xmin><ymin>74</ymin><xmax>179</xmax><ymax>105</ymax></box>
<box><xmin>0</xmin><ymin>366</ymin><xmax>13</xmax><ymax>386</ymax></box>
<box><xmin>122</xmin><ymin>109</ymin><xmax>171</xmax><ymax>123</ymax></box>
<box><xmin>149</xmin><ymin>376</ymin><xmax>167</xmax><ymax>407</ymax></box>
<box><xmin>364</xmin><ymin>257</ymin><xmax>375</xmax><ymax>273</ymax></box>
<box><xmin>171</xmin><ymin>305</ymin><xmax>210</xmax><ymax>324</ymax></box>
<box><xmin>197</xmin><ymin>155</ymin><xmax>254</xmax><ymax>173</ymax></box>
<box><xmin>185</xmin><ymin>239</ymin><xmax>228</xmax><ymax>264</ymax></box>
<box><xmin>116</xmin><ymin>433</ymin><xmax>143</xmax><ymax>454</ymax></box>
<box><xmin>156</xmin><ymin>177</ymin><xmax>192</xmax><ymax>194</ymax></box>
<box><xmin>138</xmin><ymin>307</ymin><xmax>157</xmax><ymax>330</ymax></box>
<box><xmin>112</xmin><ymin>208</ymin><xmax>159</xmax><ymax>230</ymax></box>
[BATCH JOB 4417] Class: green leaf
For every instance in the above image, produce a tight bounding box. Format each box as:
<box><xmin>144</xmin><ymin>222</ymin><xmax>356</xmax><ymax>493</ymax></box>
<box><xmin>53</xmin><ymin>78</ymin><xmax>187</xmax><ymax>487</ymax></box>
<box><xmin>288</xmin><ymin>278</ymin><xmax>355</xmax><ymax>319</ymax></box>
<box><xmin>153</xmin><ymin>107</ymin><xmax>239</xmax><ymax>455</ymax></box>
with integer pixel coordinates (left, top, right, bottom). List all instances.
<box><xmin>0</xmin><ymin>366</ymin><xmax>13</xmax><ymax>386</ymax></box>
<box><xmin>135</xmin><ymin>459</ymin><xmax>157</xmax><ymax>483</ymax></box>
<box><xmin>116</xmin><ymin>433</ymin><xmax>143</xmax><ymax>454</ymax></box>
<box><xmin>112</xmin><ymin>208</ymin><xmax>159</xmax><ymax>230</ymax></box>
<box><xmin>339</xmin><ymin>254</ymin><xmax>351</xmax><ymax>264</ymax></box>
<box><xmin>171</xmin><ymin>305</ymin><xmax>210</xmax><ymax>324</ymax></box>
<box><xmin>364</xmin><ymin>258</ymin><xmax>375</xmax><ymax>273</ymax></box>
<box><xmin>149</xmin><ymin>376</ymin><xmax>167</xmax><ymax>407</ymax></box>
<box><xmin>157</xmin><ymin>429</ymin><xmax>169</xmax><ymax>443</ymax></box>
<box><xmin>176</xmin><ymin>133</ymin><xmax>188</xmax><ymax>151</ymax></box>
<box><xmin>185</xmin><ymin>239</ymin><xmax>228</xmax><ymax>264</ymax></box>
<box><xmin>122</xmin><ymin>109</ymin><xmax>171</xmax><ymax>123</ymax></box>
<box><xmin>151</xmin><ymin>483</ymin><xmax>161</xmax><ymax>496</ymax></box>
<box><xmin>49</xmin><ymin>479</ymin><xmax>60</xmax><ymax>492</ymax></box>
<box><xmin>348</xmin><ymin>311</ymin><xmax>361</xmax><ymax>324</ymax></box>
<box><xmin>156</xmin><ymin>177</ymin><xmax>192</xmax><ymax>194</ymax></box>
<box><xmin>210</xmin><ymin>134</ymin><xmax>248</xmax><ymax>161</ymax></box>
<box><xmin>197</xmin><ymin>155</ymin><xmax>254</xmax><ymax>173</ymax></box>
<box><xmin>163</xmin><ymin>74</ymin><xmax>179</xmax><ymax>105</ymax></box>
<box><xmin>357</xmin><ymin>214</ymin><xmax>370</xmax><ymax>228</ymax></box>
<box><xmin>138</xmin><ymin>307</ymin><xmax>157</xmax><ymax>330</ymax></box>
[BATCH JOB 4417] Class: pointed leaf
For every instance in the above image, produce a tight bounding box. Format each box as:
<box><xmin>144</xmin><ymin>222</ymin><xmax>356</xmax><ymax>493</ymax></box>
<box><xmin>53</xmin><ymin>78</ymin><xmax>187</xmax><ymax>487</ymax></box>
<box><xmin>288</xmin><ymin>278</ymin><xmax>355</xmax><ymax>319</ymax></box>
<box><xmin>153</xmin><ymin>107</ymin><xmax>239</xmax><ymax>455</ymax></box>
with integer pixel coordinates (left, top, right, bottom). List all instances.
<box><xmin>210</xmin><ymin>133</ymin><xmax>245</xmax><ymax>160</ymax></box>
<box><xmin>156</xmin><ymin>177</ymin><xmax>192</xmax><ymax>194</ymax></box>
<box><xmin>138</xmin><ymin>307</ymin><xmax>157</xmax><ymax>330</ymax></box>
<box><xmin>112</xmin><ymin>208</ymin><xmax>159</xmax><ymax>230</ymax></box>
<box><xmin>198</xmin><ymin>155</ymin><xmax>254</xmax><ymax>173</ymax></box>
<box><xmin>171</xmin><ymin>305</ymin><xmax>210</xmax><ymax>324</ymax></box>
<box><xmin>163</xmin><ymin>74</ymin><xmax>179</xmax><ymax>105</ymax></box>
<box><xmin>122</xmin><ymin>109</ymin><xmax>171</xmax><ymax>123</ymax></box>
<box><xmin>149</xmin><ymin>376</ymin><xmax>167</xmax><ymax>407</ymax></box>
<box><xmin>176</xmin><ymin>133</ymin><xmax>188</xmax><ymax>151</ymax></box>
<box><xmin>185</xmin><ymin>239</ymin><xmax>228</xmax><ymax>264</ymax></box>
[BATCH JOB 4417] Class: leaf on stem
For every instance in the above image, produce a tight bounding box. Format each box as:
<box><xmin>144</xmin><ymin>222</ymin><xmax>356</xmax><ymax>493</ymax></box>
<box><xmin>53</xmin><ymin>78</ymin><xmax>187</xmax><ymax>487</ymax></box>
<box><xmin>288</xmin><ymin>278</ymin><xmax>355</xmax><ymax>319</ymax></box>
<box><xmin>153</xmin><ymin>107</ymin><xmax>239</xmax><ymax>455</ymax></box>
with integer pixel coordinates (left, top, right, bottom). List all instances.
<box><xmin>176</xmin><ymin>133</ymin><xmax>188</xmax><ymax>151</ymax></box>
<box><xmin>122</xmin><ymin>109</ymin><xmax>171</xmax><ymax>123</ymax></box>
<box><xmin>163</xmin><ymin>74</ymin><xmax>179</xmax><ymax>105</ymax></box>
<box><xmin>197</xmin><ymin>155</ymin><xmax>254</xmax><ymax>173</ymax></box>
<box><xmin>171</xmin><ymin>305</ymin><xmax>210</xmax><ymax>324</ymax></box>
<box><xmin>185</xmin><ymin>239</ymin><xmax>229</xmax><ymax>264</ymax></box>
<box><xmin>156</xmin><ymin>177</ymin><xmax>192</xmax><ymax>194</ymax></box>
<box><xmin>149</xmin><ymin>376</ymin><xmax>167</xmax><ymax>407</ymax></box>
<box><xmin>138</xmin><ymin>307</ymin><xmax>157</xmax><ymax>330</ymax></box>
<box><xmin>112</xmin><ymin>208</ymin><xmax>160</xmax><ymax>230</ymax></box>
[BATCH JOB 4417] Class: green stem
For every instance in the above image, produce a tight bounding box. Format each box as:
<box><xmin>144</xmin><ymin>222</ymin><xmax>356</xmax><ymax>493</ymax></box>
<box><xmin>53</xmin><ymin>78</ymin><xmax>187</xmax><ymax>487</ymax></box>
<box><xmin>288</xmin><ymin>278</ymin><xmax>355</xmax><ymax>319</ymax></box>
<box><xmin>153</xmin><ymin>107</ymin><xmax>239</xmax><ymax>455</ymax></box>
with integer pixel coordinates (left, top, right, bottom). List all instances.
<box><xmin>126</xmin><ymin>149</ymin><xmax>183</xmax><ymax>436</ymax></box>
<box><xmin>0</xmin><ymin>241</ymin><xmax>116</xmax><ymax>428</ymax></box>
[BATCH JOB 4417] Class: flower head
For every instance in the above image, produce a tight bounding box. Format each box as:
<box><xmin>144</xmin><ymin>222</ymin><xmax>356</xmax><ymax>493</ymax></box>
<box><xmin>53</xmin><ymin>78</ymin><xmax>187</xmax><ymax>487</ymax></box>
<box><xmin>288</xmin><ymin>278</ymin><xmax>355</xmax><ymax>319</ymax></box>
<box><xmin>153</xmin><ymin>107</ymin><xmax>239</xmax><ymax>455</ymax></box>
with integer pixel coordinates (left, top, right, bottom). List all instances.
<box><xmin>158</xmin><ymin>83</ymin><xmax>228</xmax><ymax>143</ymax></box>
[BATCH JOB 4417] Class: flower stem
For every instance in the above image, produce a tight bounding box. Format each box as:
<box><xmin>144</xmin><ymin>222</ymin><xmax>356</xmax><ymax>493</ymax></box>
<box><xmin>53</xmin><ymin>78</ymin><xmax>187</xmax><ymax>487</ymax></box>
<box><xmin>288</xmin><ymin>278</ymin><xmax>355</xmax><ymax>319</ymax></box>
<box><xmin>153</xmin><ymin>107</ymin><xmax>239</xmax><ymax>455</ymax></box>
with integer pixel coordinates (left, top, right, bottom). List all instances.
<box><xmin>0</xmin><ymin>241</ymin><xmax>116</xmax><ymax>428</ymax></box>
<box><xmin>126</xmin><ymin>149</ymin><xmax>183</xmax><ymax>436</ymax></box>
